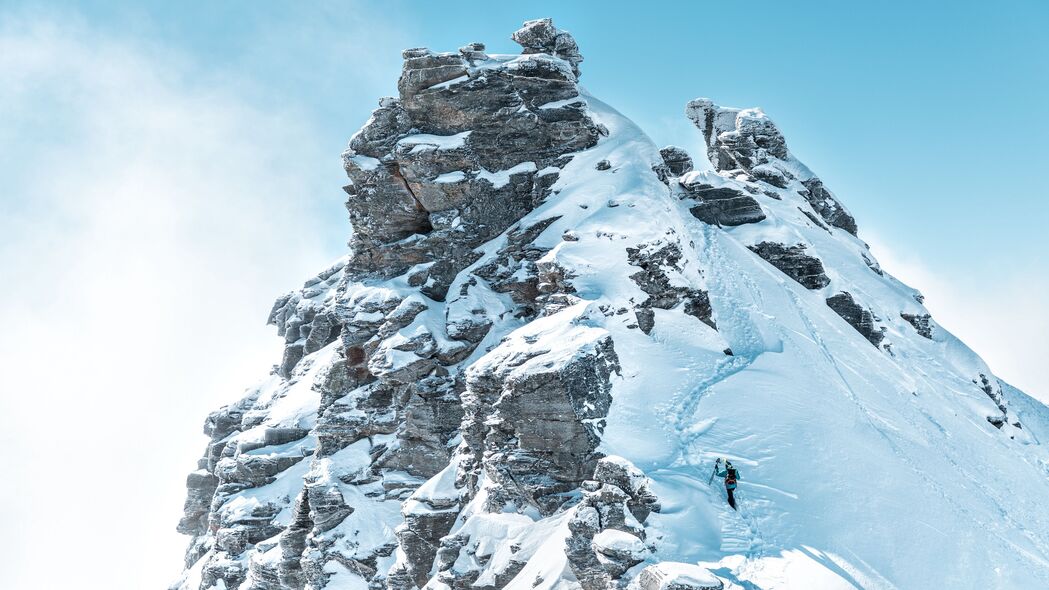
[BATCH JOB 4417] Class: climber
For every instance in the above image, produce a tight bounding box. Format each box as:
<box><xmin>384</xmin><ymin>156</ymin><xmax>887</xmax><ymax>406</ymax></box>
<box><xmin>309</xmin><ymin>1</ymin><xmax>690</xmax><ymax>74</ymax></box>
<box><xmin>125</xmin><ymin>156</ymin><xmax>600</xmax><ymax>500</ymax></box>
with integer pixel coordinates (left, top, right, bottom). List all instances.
<box><xmin>713</xmin><ymin>458</ymin><xmax>741</xmax><ymax>510</ymax></box>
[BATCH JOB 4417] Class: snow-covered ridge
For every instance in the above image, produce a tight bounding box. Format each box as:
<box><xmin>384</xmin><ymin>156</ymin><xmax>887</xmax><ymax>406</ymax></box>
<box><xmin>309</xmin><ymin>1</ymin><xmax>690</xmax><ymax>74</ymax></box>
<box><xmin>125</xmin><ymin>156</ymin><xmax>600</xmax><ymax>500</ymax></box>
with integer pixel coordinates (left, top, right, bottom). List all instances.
<box><xmin>173</xmin><ymin>17</ymin><xmax>1049</xmax><ymax>590</ymax></box>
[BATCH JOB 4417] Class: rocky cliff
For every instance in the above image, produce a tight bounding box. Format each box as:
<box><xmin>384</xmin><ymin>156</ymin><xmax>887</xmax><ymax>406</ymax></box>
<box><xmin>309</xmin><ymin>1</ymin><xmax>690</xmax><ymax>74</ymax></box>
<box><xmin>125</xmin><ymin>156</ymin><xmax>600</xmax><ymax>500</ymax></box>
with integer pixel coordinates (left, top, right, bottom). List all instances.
<box><xmin>172</xmin><ymin>19</ymin><xmax>1049</xmax><ymax>590</ymax></box>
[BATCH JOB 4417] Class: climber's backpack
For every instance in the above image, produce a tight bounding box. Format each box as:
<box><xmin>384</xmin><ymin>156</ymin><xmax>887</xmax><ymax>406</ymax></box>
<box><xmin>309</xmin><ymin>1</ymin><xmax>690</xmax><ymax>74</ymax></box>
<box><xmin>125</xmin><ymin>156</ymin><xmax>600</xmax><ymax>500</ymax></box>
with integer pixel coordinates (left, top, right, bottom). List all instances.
<box><xmin>725</xmin><ymin>467</ymin><xmax>737</xmax><ymax>486</ymax></box>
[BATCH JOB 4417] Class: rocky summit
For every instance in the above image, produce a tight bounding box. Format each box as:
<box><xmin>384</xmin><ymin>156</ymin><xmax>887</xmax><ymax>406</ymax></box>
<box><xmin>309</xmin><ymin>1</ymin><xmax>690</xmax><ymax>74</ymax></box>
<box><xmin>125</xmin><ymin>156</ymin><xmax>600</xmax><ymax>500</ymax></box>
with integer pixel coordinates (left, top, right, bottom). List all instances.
<box><xmin>172</xmin><ymin>18</ymin><xmax>1049</xmax><ymax>590</ymax></box>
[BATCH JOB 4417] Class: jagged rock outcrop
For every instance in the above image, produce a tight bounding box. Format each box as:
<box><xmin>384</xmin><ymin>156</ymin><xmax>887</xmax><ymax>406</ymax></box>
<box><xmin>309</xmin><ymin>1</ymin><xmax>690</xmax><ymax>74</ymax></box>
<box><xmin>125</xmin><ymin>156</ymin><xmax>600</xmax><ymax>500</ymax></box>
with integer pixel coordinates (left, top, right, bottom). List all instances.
<box><xmin>975</xmin><ymin>373</ymin><xmax>1014</xmax><ymax>429</ymax></box>
<box><xmin>901</xmin><ymin>312</ymin><xmax>933</xmax><ymax>339</ymax></box>
<box><xmin>458</xmin><ymin>310</ymin><xmax>621</xmax><ymax>514</ymax></box>
<box><xmin>171</xmin><ymin>19</ymin><xmax>604</xmax><ymax>590</ymax></box>
<box><xmin>627</xmin><ymin>238</ymin><xmax>715</xmax><ymax>333</ymax></box>
<box><xmin>512</xmin><ymin>18</ymin><xmax>584</xmax><ymax>77</ymax></box>
<box><xmin>748</xmin><ymin>241</ymin><xmax>831</xmax><ymax>289</ymax></box>
<box><xmin>173</xmin><ymin>16</ymin><xmax>1048</xmax><ymax>590</ymax></box>
<box><xmin>566</xmin><ymin>456</ymin><xmax>657</xmax><ymax>589</ymax></box>
<box><xmin>679</xmin><ymin>173</ymin><xmax>766</xmax><ymax>227</ymax></box>
<box><xmin>659</xmin><ymin>145</ymin><xmax>694</xmax><ymax>176</ymax></box>
<box><xmin>826</xmin><ymin>291</ymin><xmax>885</xmax><ymax>346</ymax></box>
<box><xmin>342</xmin><ymin>21</ymin><xmax>600</xmax><ymax>302</ymax></box>
<box><xmin>685</xmin><ymin>98</ymin><xmax>857</xmax><ymax>235</ymax></box>
<box><xmin>268</xmin><ymin>260</ymin><xmax>346</xmax><ymax>378</ymax></box>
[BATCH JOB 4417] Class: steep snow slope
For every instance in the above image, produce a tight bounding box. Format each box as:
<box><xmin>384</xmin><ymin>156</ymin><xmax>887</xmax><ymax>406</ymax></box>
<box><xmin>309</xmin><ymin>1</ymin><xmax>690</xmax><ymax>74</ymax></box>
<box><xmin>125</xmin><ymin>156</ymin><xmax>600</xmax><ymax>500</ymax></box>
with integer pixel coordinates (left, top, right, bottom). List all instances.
<box><xmin>173</xmin><ymin>19</ymin><xmax>1049</xmax><ymax>590</ymax></box>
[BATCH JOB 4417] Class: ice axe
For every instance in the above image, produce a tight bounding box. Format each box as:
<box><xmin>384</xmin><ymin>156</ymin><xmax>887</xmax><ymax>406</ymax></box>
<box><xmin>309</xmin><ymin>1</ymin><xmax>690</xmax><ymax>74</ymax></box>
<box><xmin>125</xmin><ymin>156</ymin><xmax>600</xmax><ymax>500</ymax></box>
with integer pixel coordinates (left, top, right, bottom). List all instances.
<box><xmin>707</xmin><ymin>457</ymin><xmax>721</xmax><ymax>484</ymax></box>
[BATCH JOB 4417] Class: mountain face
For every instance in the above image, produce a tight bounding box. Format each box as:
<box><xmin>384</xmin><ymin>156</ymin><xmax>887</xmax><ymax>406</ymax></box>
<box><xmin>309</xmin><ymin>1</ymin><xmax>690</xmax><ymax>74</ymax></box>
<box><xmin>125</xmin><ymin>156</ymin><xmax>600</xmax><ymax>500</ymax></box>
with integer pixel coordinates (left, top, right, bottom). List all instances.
<box><xmin>172</xmin><ymin>19</ymin><xmax>1049</xmax><ymax>590</ymax></box>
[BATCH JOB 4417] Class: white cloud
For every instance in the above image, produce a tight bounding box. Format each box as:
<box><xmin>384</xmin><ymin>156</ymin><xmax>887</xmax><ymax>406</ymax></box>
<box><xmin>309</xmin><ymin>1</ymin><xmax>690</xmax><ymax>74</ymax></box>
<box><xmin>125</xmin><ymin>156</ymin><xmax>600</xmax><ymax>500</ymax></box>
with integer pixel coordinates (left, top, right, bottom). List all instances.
<box><xmin>0</xmin><ymin>15</ymin><xmax>352</xmax><ymax>590</ymax></box>
<box><xmin>867</xmin><ymin>234</ymin><xmax>1048</xmax><ymax>404</ymax></box>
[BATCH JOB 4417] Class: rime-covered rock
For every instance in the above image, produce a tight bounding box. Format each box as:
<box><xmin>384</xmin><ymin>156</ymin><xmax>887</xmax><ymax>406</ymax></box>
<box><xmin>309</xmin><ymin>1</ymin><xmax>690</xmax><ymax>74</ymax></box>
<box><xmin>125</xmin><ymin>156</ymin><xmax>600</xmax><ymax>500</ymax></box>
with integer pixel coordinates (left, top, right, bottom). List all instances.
<box><xmin>660</xmin><ymin>145</ymin><xmax>694</xmax><ymax>176</ymax></box>
<box><xmin>458</xmin><ymin>306</ymin><xmax>620</xmax><ymax>513</ymax></box>
<box><xmin>632</xmin><ymin>563</ymin><xmax>724</xmax><ymax>590</ymax></box>
<box><xmin>685</xmin><ymin>97</ymin><xmax>856</xmax><ymax>235</ymax></box>
<box><xmin>511</xmin><ymin>18</ymin><xmax>584</xmax><ymax>77</ymax></box>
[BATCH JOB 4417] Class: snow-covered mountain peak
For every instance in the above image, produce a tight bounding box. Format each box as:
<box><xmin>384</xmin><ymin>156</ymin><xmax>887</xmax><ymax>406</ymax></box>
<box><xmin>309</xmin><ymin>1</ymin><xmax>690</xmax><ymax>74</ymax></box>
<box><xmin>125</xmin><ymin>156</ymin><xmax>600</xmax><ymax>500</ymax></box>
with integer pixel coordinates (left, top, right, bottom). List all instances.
<box><xmin>173</xmin><ymin>18</ymin><xmax>1049</xmax><ymax>590</ymax></box>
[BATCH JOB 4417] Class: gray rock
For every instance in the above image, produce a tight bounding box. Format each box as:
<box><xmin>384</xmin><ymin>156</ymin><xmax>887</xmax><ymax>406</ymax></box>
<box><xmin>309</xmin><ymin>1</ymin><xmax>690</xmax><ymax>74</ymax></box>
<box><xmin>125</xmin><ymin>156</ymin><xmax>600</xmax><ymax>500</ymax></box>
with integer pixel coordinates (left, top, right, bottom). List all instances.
<box><xmin>396</xmin><ymin>506</ymin><xmax>460</xmax><ymax>588</ymax></box>
<box><xmin>659</xmin><ymin>145</ymin><xmax>694</xmax><ymax>176</ymax></box>
<box><xmin>340</xmin><ymin>22</ymin><xmax>599</xmax><ymax>301</ymax></box>
<box><xmin>459</xmin><ymin>330</ymin><xmax>621</xmax><ymax>515</ymax></box>
<box><xmin>565</xmin><ymin>506</ymin><xmax>609</xmax><ymax>590</ymax></box>
<box><xmin>685</xmin><ymin>98</ymin><xmax>786</xmax><ymax>171</ymax></box>
<box><xmin>826</xmin><ymin>292</ymin><xmax>885</xmax><ymax>347</ymax></box>
<box><xmin>799</xmin><ymin>177</ymin><xmax>857</xmax><ymax>235</ymax></box>
<box><xmin>201</xmin><ymin>557</ymin><xmax>248</xmax><ymax>590</ymax></box>
<box><xmin>627</xmin><ymin>240</ymin><xmax>716</xmax><ymax>332</ymax></box>
<box><xmin>593</xmin><ymin>456</ymin><xmax>660</xmax><ymax>523</ymax></box>
<box><xmin>976</xmin><ymin>373</ymin><xmax>1008</xmax><ymax>416</ymax></box>
<box><xmin>306</xmin><ymin>483</ymin><xmax>353</xmax><ymax>533</ymax></box>
<box><xmin>748</xmin><ymin>241</ymin><xmax>831</xmax><ymax>289</ymax></box>
<box><xmin>473</xmin><ymin>217</ymin><xmax>565</xmax><ymax>319</ymax></box>
<box><xmin>277</xmin><ymin>491</ymin><xmax>312</xmax><ymax>589</ymax></box>
<box><xmin>177</xmin><ymin>470</ymin><xmax>218</xmax><ymax>535</ymax></box>
<box><xmin>511</xmin><ymin>18</ymin><xmax>584</xmax><ymax>77</ymax></box>
<box><xmin>634</xmin><ymin>563</ymin><xmax>724</xmax><ymax>590</ymax></box>
<box><xmin>459</xmin><ymin>42</ymin><xmax>487</xmax><ymax>62</ymax></box>
<box><xmin>861</xmin><ymin>252</ymin><xmax>884</xmax><ymax>276</ymax></box>
<box><xmin>685</xmin><ymin>98</ymin><xmax>856</xmax><ymax>235</ymax></box>
<box><xmin>564</xmin><ymin>457</ymin><xmax>658</xmax><ymax>588</ymax></box>
<box><xmin>900</xmin><ymin>312</ymin><xmax>933</xmax><ymax>339</ymax></box>
<box><xmin>680</xmin><ymin>180</ymin><xmax>766</xmax><ymax>227</ymax></box>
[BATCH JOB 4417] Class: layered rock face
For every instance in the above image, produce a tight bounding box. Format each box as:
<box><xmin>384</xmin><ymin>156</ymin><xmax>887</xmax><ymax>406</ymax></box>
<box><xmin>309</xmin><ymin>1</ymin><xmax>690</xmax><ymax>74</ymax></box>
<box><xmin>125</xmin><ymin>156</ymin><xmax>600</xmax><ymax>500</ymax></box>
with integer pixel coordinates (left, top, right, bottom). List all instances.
<box><xmin>343</xmin><ymin>17</ymin><xmax>600</xmax><ymax>301</ymax></box>
<box><xmin>173</xmin><ymin>17</ymin><xmax>1049</xmax><ymax>590</ymax></box>
<box><xmin>684</xmin><ymin>99</ymin><xmax>856</xmax><ymax>235</ymax></box>
<box><xmin>174</xmin><ymin>20</ymin><xmax>649</xmax><ymax>590</ymax></box>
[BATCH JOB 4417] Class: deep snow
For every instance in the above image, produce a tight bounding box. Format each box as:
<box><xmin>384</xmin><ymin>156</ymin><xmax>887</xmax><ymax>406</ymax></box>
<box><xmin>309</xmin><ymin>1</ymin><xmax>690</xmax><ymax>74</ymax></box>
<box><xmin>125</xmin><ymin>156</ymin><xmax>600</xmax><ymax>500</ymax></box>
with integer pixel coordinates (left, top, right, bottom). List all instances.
<box><xmin>175</xmin><ymin>68</ymin><xmax>1049</xmax><ymax>590</ymax></box>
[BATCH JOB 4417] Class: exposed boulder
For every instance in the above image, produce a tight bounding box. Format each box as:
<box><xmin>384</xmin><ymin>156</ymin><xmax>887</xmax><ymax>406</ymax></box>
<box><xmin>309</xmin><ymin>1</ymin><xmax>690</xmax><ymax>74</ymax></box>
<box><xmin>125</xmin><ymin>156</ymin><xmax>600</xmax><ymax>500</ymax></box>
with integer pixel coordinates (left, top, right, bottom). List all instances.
<box><xmin>473</xmin><ymin>216</ymin><xmax>565</xmax><ymax>319</ymax></box>
<box><xmin>826</xmin><ymin>292</ymin><xmax>884</xmax><ymax>347</ymax></box>
<box><xmin>627</xmin><ymin>240</ymin><xmax>716</xmax><ymax>333</ymax></box>
<box><xmin>900</xmin><ymin>312</ymin><xmax>933</xmax><ymax>339</ymax></box>
<box><xmin>800</xmin><ymin>177</ymin><xmax>857</xmax><ymax>235</ymax></box>
<box><xmin>177</xmin><ymin>470</ymin><xmax>218</xmax><ymax>535</ymax></box>
<box><xmin>511</xmin><ymin>18</ymin><xmax>584</xmax><ymax>77</ymax></box>
<box><xmin>566</xmin><ymin>456</ymin><xmax>658</xmax><ymax>589</ymax></box>
<box><xmin>976</xmin><ymin>373</ymin><xmax>1009</xmax><ymax>429</ymax></box>
<box><xmin>680</xmin><ymin>175</ymin><xmax>766</xmax><ymax>227</ymax></box>
<box><xmin>632</xmin><ymin>563</ymin><xmax>724</xmax><ymax>590</ymax></box>
<box><xmin>659</xmin><ymin>145</ymin><xmax>694</xmax><ymax>176</ymax></box>
<box><xmin>393</xmin><ymin>466</ymin><xmax>462</xmax><ymax>589</ymax></box>
<box><xmin>685</xmin><ymin>99</ymin><xmax>786</xmax><ymax>172</ymax></box>
<box><xmin>268</xmin><ymin>261</ymin><xmax>346</xmax><ymax>377</ymax></box>
<box><xmin>748</xmin><ymin>241</ymin><xmax>831</xmax><ymax>289</ymax></box>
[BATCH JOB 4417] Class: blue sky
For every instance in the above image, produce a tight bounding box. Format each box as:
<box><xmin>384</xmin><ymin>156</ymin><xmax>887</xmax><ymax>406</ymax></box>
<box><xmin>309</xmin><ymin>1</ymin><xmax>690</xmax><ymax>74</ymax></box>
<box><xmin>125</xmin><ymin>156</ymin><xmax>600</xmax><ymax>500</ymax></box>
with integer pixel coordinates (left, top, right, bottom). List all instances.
<box><xmin>34</xmin><ymin>0</ymin><xmax>1049</xmax><ymax>259</ymax></box>
<box><xmin>0</xmin><ymin>2</ymin><xmax>1046</xmax><ymax>589</ymax></box>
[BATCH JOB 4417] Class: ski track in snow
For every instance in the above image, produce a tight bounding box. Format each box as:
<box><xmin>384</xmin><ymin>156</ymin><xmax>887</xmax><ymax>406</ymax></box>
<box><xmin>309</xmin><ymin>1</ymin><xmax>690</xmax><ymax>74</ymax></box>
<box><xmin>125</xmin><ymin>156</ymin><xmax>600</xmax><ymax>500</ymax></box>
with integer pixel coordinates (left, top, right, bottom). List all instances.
<box><xmin>653</xmin><ymin>221</ymin><xmax>777</xmax><ymax>564</ymax></box>
<box><xmin>785</xmin><ymin>286</ymin><xmax>1049</xmax><ymax>570</ymax></box>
